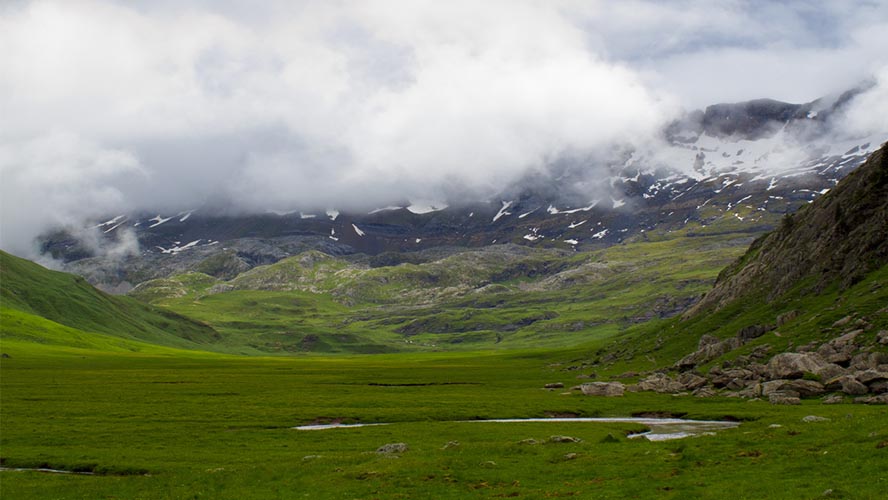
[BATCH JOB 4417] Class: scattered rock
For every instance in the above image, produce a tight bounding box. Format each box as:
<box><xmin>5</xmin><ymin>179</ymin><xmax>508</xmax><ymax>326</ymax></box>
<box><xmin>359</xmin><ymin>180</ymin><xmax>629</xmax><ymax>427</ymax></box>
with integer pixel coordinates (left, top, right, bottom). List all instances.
<box><xmin>802</xmin><ymin>415</ymin><xmax>830</xmax><ymax>423</ymax></box>
<box><xmin>816</xmin><ymin>363</ymin><xmax>846</xmax><ymax>381</ymax></box>
<box><xmin>302</xmin><ymin>455</ymin><xmax>321</xmax><ymax>461</ymax></box>
<box><xmin>693</xmin><ymin>387</ymin><xmax>717</xmax><ymax>398</ymax></box>
<box><xmin>518</xmin><ymin>438</ymin><xmax>540</xmax><ymax>445</ymax></box>
<box><xmin>831</xmin><ymin>329</ymin><xmax>863</xmax><ymax>348</ymax></box>
<box><xmin>854</xmin><ymin>394</ymin><xmax>888</xmax><ymax>405</ymax></box>
<box><xmin>635</xmin><ymin>373</ymin><xmax>685</xmax><ymax>393</ymax></box>
<box><xmin>544</xmin><ymin>383</ymin><xmax>564</xmax><ymax>389</ymax></box>
<box><xmin>851</xmin><ymin>352</ymin><xmax>888</xmax><ymax>371</ymax></box>
<box><xmin>776</xmin><ymin>310</ymin><xmax>800</xmax><ymax>327</ymax></box>
<box><xmin>762</xmin><ymin>379</ymin><xmax>824</xmax><ymax>398</ymax></box>
<box><xmin>869</xmin><ymin>380</ymin><xmax>888</xmax><ymax>394</ymax></box>
<box><xmin>711</xmin><ymin>368</ymin><xmax>757</xmax><ymax>390</ymax></box>
<box><xmin>563</xmin><ymin>453</ymin><xmax>578</xmax><ymax>460</ymax></box>
<box><xmin>816</xmin><ymin>344</ymin><xmax>853</xmax><ymax>365</ymax></box>
<box><xmin>599</xmin><ymin>433</ymin><xmax>621</xmax><ymax>443</ymax></box>
<box><xmin>0</xmin><ymin>353</ymin><xmax>10</xmax><ymax>359</ymax></box>
<box><xmin>855</xmin><ymin>370</ymin><xmax>888</xmax><ymax>385</ymax></box>
<box><xmin>376</xmin><ymin>443</ymin><xmax>408</xmax><ymax>454</ymax></box>
<box><xmin>678</xmin><ymin>372</ymin><xmax>706</xmax><ymax>391</ymax></box>
<box><xmin>877</xmin><ymin>330</ymin><xmax>888</xmax><ymax>345</ymax></box>
<box><xmin>548</xmin><ymin>435</ymin><xmax>582</xmax><ymax>443</ymax></box>
<box><xmin>737</xmin><ymin>324</ymin><xmax>772</xmax><ymax>342</ymax></box>
<box><xmin>480</xmin><ymin>461</ymin><xmax>497</xmax><ymax>468</ymax></box>
<box><xmin>766</xmin><ymin>353</ymin><xmax>828</xmax><ymax>379</ymax></box>
<box><xmin>769</xmin><ymin>392</ymin><xmax>801</xmax><ymax>405</ymax></box>
<box><xmin>826</xmin><ymin>375</ymin><xmax>869</xmax><ymax>395</ymax></box>
<box><xmin>580</xmin><ymin>382</ymin><xmax>625</xmax><ymax>397</ymax></box>
<box><xmin>676</xmin><ymin>336</ymin><xmax>742</xmax><ymax>370</ymax></box>
<box><xmin>832</xmin><ymin>316</ymin><xmax>853</xmax><ymax>328</ymax></box>
<box><xmin>442</xmin><ymin>441</ymin><xmax>460</xmax><ymax>450</ymax></box>
<box><xmin>822</xmin><ymin>394</ymin><xmax>844</xmax><ymax>404</ymax></box>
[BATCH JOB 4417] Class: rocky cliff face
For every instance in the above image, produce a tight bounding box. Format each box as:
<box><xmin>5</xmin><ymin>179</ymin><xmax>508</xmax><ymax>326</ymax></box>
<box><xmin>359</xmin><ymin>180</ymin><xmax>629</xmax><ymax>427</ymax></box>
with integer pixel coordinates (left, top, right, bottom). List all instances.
<box><xmin>689</xmin><ymin>142</ymin><xmax>888</xmax><ymax>314</ymax></box>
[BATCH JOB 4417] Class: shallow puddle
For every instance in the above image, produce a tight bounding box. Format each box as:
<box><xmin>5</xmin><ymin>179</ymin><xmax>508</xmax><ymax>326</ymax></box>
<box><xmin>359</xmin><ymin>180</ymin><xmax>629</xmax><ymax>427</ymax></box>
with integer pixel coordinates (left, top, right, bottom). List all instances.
<box><xmin>293</xmin><ymin>417</ymin><xmax>739</xmax><ymax>440</ymax></box>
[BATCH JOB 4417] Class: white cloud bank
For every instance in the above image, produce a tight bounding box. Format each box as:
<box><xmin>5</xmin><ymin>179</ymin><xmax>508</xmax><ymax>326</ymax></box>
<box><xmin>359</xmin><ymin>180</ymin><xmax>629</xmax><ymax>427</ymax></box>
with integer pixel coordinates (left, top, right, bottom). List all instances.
<box><xmin>1</xmin><ymin>0</ymin><xmax>887</xmax><ymax>256</ymax></box>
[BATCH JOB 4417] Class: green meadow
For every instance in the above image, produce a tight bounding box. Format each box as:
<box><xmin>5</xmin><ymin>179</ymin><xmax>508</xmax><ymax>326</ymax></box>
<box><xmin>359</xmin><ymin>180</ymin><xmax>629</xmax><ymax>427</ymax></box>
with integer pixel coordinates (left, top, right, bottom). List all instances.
<box><xmin>2</xmin><ymin>213</ymin><xmax>887</xmax><ymax>498</ymax></box>
<box><xmin>2</xmin><ymin>346</ymin><xmax>887</xmax><ymax>499</ymax></box>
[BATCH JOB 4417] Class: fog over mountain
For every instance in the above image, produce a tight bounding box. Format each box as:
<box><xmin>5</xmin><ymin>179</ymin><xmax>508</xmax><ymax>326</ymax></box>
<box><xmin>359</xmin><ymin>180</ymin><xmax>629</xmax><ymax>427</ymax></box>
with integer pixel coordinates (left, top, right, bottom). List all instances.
<box><xmin>2</xmin><ymin>0</ymin><xmax>888</xmax><ymax>257</ymax></box>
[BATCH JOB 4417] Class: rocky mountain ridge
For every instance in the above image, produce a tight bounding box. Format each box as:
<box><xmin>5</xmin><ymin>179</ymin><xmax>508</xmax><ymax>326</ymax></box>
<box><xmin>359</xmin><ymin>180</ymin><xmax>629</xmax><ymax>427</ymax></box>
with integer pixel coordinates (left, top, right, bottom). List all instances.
<box><xmin>37</xmin><ymin>91</ymin><xmax>886</xmax><ymax>292</ymax></box>
<box><xmin>578</xmin><ymin>144</ymin><xmax>888</xmax><ymax>405</ymax></box>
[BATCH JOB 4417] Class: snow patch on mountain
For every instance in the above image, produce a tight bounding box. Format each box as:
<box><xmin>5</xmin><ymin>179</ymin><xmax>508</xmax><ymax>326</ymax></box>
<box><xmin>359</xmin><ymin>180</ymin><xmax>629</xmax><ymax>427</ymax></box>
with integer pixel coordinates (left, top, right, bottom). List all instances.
<box><xmin>156</xmin><ymin>239</ymin><xmax>201</xmax><ymax>254</ymax></box>
<box><xmin>148</xmin><ymin>215</ymin><xmax>173</xmax><ymax>228</ymax></box>
<box><xmin>407</xmin><ymin>200</ymin><xmax>448</xmax><ymax>214</ymax></box>
<box><xmin>493</xmin><ymin>201</ymin><xmax>513</xmax><ymax>222</ymax></box>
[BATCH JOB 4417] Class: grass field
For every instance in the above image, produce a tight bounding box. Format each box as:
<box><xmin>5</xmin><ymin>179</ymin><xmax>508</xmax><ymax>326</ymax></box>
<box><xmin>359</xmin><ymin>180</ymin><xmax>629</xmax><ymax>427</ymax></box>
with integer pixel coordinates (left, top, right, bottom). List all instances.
<box><xmin>2</xmin><ymin>346</ymin><xmax>887</xmax><ymax>499</ymax></box>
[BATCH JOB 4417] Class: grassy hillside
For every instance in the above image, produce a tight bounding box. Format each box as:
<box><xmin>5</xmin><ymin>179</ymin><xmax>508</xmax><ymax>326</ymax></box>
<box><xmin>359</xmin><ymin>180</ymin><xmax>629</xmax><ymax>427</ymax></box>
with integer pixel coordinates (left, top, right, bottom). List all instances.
<box><xmin>127</xmin><ymin>231</ymin><xmax>752</xmax><ymax>354</ymax></box>
<box><xmin>0</xmin><ymin>250</ymin><xmax>221</xmax><ymax>351</ymax></box>
<box><xmin>564</xmin><ymin>144</ymin><xmax>888</xmax><ymax>378</ymax></box>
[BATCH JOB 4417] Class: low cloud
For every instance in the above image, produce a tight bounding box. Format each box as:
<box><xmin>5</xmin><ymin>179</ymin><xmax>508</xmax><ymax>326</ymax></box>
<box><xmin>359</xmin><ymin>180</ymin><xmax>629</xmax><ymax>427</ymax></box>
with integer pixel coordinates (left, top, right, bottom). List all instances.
<box><xmin>1</xmin><ymin>0</ymin><xmax>887</xmax><ymax>257</ymax></box>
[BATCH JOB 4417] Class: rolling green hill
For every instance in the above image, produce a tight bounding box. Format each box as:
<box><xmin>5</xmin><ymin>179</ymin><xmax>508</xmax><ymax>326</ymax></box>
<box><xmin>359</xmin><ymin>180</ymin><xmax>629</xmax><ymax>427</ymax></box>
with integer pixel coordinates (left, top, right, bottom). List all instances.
<box><xmin>0</xmin><ymin>250</ymin><xmax>221</xmax><ymax>353</ymax></box>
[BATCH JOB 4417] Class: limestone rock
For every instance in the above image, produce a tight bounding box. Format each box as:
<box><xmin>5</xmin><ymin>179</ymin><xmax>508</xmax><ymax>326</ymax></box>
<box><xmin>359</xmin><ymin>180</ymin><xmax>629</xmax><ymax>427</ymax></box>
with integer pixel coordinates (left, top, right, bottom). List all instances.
<box><xmin>544</xmin><ymin>382</ymin><xmax>564</xmax><ymax>389</ymax></box>
<box><xmin>548</xmin><ymin>435</ymin><xmax>582</xmax><ymax>443</ymax></box>
<box><xmin>737</xmin><ymin>324</ymin><xmax>771</xmax><ymax>342</ymax></box>
<box><xmin>635</xmin><ymin>373</ymin><xmax>685</xmax><ymax>393</ymax></box>
<box><xmin>816</xmin><ymin>363</ymin><xmax>846</xmax><ymax>382</ymax></box>
<box><xmin>376</xmin><ymin>443</ymin><xmax>408</xmax><ymax>454</ymax></box>
<box><xmin>877</xmin><ymin>330</ymin><xmax>888</xmax><ymax>345</ymax></box>
<box><xmin>853</xmin><ymin>394</ymin><xmax>888</xmax><ymax>404</ymax></box>
<box><xmin>693</xmin><ymin>387</ymin><xmax>717</xmax><ymax>398</ymax></box>
<box><xmin>776</xmin><ymin>310</ymin><xmax>800</xmax><ymax>327</ymax></box>
<box><xmin>766</xmin><ymin>353</ymin><xmax>827</xmax><ymax>379</ymax></box>
<box><xmin>769</xmin><ymin>392</ymin><xmax>801</xmax><ymax>405</ymax></box>
<box><xmin>677</xmin><ymin>372</ymin><xmax>708</xmax><ymax>390</ymax></box>
<box><xmin>580</xmin><ymin>382</ymin><xmax>625</xmax><ymax>397</ymax></box>
<box><xmin>869</xmin><ymin>380</ymin><xmax>888</xmax><ymax>394</ymax></box>
<box><xmin>675</xmin><ymin>336</ymin><xmax>741</xmax><ymax>370</ymax></box>
<box><xmin>822</xmin><ymin>394</ymin><xmax>844</xmax><ymax>404</ymax></box>
<box><xmin>825</xmin><ymin>375</ymin><xmax>869</xmax><ymax>395</ymax></box>
<box><xmin>855</xmin><ymin>370</ymin><xmax>888</xmax><ymax>385</ymax></box>
<box><xmin>851</xmin><ymin>352</ymin><xmax>888</xmax><ymax>371</ymax></box>
<box><xmin>802</xmin><ymin>415</ymin><xmax>830</xmax><ymax>422</ymax></box>
<box><xmin>762</xmin><ymin>379</ymin><xmax>824</xmax><ymax>398</ymax></box>
<box><xmin>711</xmin><ymin>368</ymin><xmax>757</xmax><ymax>389</ymax></box>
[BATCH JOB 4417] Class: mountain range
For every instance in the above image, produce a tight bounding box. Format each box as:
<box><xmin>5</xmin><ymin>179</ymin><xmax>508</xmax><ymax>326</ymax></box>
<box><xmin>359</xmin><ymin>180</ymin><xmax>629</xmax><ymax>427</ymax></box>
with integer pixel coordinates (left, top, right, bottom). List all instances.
<box><xmin>40</xmin><ymin>90</ymin><xmax>884</xmax><ymax>295</ymax></box>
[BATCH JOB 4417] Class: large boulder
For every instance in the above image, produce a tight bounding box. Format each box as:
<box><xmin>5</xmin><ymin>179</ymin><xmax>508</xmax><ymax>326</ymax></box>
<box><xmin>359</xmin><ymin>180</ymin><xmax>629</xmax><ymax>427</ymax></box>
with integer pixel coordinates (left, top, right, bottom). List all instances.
<box><xmin>769</xmin><ymin>392</ymin><xmax>801</xmax><ymax>405</ymax></box>
<box><xmin>580</xmin><ymin>382</ymin><xmax>625</xmax><ymax>397</ymax></box>
<box><xmin>675</xmin><ymin>336</ymin><xmax>742</xmax><ymax>370</ymax></box>
<box><xmin>853</xmin><ymin>394</ymin><xmax>888</xmax><ymax>405</ymax></box>
<box><xmin>855</xmin><ymin>369</ymin><xmax>888</xmax><ymax>385</ymax></box>
<box><xmin>766</xmin><ymin>353</ymin><xmax>828</xmax><ymax>379</ymax></box>
<box><xmin>737</xmin><ymin>324</ymin><xmax>772</xmax><ymax>342</ymax></box>
<box><xmin>761</xmin><ymin>379</ymin><xmax>824</xmax><ymax>398</ymax></box>
<box><xmin>711</xmin><ymin>368</ymin><xmax>757</xmax><ymax>389</ymax></box>
<box><xmin>851</xmin><ymin>352</ymin><xmax>888</xmax><ymax>371</ymax></box>
<box><xmin>825</xmin><ymin>375</ymin><xmax>869</xmax><ymax>395</ymax></box>
<box><xmin>634</xmin><ymin>373</ymin><xmax>685</xmax><ymax>393</ymax></box>
<box><xmin>677</xmin><ymin>372</ymin><xmax>708</xmax><ymax>390</ymax></box>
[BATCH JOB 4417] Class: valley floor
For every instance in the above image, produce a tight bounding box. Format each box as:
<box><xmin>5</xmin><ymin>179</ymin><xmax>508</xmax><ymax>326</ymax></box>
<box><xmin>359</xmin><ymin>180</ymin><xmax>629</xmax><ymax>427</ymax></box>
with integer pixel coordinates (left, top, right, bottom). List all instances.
<box><xmin>1</xmin><ymin>348</ymin><xmax>886</xmax><ymax>499</ymax></box>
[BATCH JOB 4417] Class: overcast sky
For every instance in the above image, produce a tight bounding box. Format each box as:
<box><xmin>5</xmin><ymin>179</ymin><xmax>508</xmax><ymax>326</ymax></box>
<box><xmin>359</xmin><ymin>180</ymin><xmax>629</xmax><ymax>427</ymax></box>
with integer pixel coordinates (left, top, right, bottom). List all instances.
<box><xmin>2</xmin><ymin>0</ymin><xmax>888</xmax><ymax>256</ymax></box>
